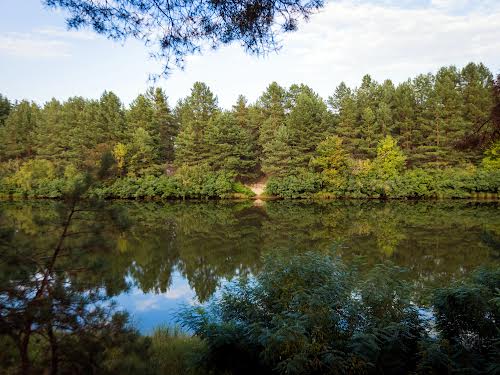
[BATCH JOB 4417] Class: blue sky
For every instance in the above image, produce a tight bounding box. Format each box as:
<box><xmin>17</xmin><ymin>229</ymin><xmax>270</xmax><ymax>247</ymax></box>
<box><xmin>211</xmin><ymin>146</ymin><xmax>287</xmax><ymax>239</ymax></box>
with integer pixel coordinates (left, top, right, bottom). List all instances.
<box><xmin>1</xmin><ymin>0</ymin><xmax>499</xmax><ymax>109</ymax></box>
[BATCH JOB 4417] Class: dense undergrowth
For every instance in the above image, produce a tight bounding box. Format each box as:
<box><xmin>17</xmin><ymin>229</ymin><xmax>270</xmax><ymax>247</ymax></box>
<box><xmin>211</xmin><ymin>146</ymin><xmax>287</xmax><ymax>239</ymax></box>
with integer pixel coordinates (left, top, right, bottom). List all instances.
<box><xmin>0</xmin><ymin>163</ymin><xmax>255</xmax><ymax>200</ymax></box>
<box><xmin>1</xmin><ymin>160</ymin><xmax>499</xmax><ymax>200</ymax></box>
<box><xmin>266</xmin><ymin>166</ymin><xmax>500</xmax><ymax>199</ymax></box>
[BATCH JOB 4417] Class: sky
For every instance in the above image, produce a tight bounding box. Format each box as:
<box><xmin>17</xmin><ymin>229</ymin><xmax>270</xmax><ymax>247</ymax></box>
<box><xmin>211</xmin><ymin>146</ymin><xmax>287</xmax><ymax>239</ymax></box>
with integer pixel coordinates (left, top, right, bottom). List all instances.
<box><xmin>1</xmin><ymin>0</ymin><xmax>499</xmax><ymax>109</ymax></box>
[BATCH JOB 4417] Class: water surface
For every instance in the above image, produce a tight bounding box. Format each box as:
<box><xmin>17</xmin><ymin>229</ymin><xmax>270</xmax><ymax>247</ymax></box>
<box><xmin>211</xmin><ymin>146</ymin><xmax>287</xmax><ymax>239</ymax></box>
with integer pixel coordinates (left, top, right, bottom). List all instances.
<box><xmin>1</xmin><ymin>200</ymin><xmax>498</xmax><ymax>332</ymax></box>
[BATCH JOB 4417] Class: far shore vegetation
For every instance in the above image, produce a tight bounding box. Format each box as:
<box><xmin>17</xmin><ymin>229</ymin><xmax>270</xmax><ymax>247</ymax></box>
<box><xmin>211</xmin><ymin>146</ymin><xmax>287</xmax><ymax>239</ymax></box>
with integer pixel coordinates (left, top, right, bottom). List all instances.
<box><xmin>1</xmin><ymin>63</ymin><xmax>500</xmax><ymax>200</ymax></box>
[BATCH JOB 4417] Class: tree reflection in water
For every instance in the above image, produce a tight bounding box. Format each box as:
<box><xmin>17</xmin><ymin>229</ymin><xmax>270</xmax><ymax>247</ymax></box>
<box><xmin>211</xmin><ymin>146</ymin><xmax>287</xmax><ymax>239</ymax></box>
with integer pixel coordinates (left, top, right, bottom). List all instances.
<box><xmin>1</xmin><ymin>199</ymin><xmax>499</xmax><ymax>372</ymax></box>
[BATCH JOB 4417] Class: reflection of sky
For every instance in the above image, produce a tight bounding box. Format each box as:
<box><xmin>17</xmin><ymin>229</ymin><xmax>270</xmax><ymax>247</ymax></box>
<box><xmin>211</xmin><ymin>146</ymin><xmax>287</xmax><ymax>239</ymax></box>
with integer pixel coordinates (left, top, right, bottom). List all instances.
<box><xmin>114</xmin><ymin>271</ymin><xmax>198</xmax><ymax>333</ymax></box>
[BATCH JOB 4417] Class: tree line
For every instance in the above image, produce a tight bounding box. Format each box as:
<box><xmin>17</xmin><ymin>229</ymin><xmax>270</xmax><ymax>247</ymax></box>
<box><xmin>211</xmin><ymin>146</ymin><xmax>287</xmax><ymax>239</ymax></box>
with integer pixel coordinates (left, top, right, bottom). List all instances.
<box><xmin>1</xmin><ymin>62</ymin><xmax>499</xmax><ymax>199</ymax></box>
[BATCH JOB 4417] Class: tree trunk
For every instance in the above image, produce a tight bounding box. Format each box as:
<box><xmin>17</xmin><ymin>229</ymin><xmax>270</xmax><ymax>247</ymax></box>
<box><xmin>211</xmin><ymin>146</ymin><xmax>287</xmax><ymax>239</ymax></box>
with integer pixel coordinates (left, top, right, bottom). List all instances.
<box><xmin>19</xmin><ymin>333</ymin><xmax>31</xmax><ymax>375</ymax></box>
<box><xmin>48</xmin><ymin>325</ymin><xmax>58</xmax><ymax>375</ymax></box>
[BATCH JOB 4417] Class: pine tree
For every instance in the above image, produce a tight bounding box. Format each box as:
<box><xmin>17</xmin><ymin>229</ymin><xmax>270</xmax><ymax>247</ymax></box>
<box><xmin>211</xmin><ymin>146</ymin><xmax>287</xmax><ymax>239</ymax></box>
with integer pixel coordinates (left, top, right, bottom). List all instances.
<box><xmin>0</xmin><ymin>100</ymin><xmax>40</xmax><ymax>160</ymax></box>
<box><xmin>457</xmin><ymin>63</ymin><xmax>494</xmax><ymax>157</ymax></box>
<box><xmin>261</xmin><ymin>125</ymin><xmax>292</xmax><ymax>177</ymax></box>
<box><xmin>356</xmin><ymin>74</ymin><xmax>380</xmax><ymax>159</ymax></box>
<box><xmin>412</xmin><ymin>73</ymin><xmax>436</xmax><ymax>166</ymax></box>
<box><xmin>127</xmin><ymin>127</ymin><xmax>156</xmax><ymax>176</ymax></box>
<box><xmin>174</xmin><ymin>82</ymin><xmax>219</xmax><ymax>166</ymax></box>
<box><xmin>205</xmin><ymin>111</ymin><xmax>257</xmax><ymax>179</ymax></box>
<box><xmin>36</xmin><ymin>97</ymin><xmax>100</xmax><ymax>167</ymax></box>
<box><xmin>433</xmin><ymin>66</ymin><xmax>467</xmax><ymax>165</ymax></box>
<box><xmin>127</xmin><ymin>94</ymin><xmax>155</xmax><ymax>131</ymax></box>
<box><xmin>393</xmin><ymin>81</ymin><xmax>416</xmax><ymax>156</ymax></box>
<box><xmin>148</xmin><ymin>87</ymin><xmax>177</xmax><ymax>163</ymax></box>
<box><xmin>0</xmin><ymin>94</ymin><xmax>11</xmax><ymax>127</ymax></box>
<box><xmin>98</xmin><ymin>91</ymin><xmax>126</xmax><ymax>144</ymax></box>
<box><xmin>257</xmin><ymin>82</ymin><xmax>287</xmax><ymax>166</ymax></box>
<box><xmin>329</xmin><ymin>82</ymin><xmax>359</xmax><ymax>157</ymax></box>
<box><xmin>80</xmin><ymin>99</ymin><xmax>113</xmax><ymax>169</ymax></box>
<box><xmin>287</xmin><ymin>90</ymin><xmax>330</xmax><ymax>169</ymax></box>
<box><xmin>376</xmin><ymin>79</ymin><xmax>396</xmax><ymax>137</ymax></box>
<box><xmin>34</xmin><ymin>98</ymin><xmax>65</xmax><ymax>162</ymax></box>
<box><xmin>232</xmin><ymin>96</ymin><xmax>260</xmax><ymax>177</ymax></box>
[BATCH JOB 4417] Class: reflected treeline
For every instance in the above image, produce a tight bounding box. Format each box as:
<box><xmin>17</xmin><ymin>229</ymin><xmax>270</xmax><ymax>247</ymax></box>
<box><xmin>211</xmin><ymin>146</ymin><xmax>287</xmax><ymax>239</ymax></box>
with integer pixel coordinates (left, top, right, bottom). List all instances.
<box><xmin>1</xmin><ymin>200</ymin><xmax>499</xmax><ymax>306</ymax></box>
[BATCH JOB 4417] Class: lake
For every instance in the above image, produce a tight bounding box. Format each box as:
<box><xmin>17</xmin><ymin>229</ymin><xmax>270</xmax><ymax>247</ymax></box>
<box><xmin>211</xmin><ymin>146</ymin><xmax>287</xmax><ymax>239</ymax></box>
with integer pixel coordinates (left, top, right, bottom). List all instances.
<box><xmin>1</xmin><ymin>200</ymin><xmax>499</xmax><ymax>332</ymax></box>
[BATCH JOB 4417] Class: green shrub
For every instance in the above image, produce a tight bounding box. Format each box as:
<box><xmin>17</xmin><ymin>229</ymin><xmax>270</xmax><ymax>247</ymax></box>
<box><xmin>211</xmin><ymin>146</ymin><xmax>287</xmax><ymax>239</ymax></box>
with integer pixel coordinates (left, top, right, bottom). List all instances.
<box><xmin>232</xmin><ymin>182</ymin><xmax>255</xmax><ymax>197</ymax></box>
<box><xmin>180</xmin><ymin>253</ymin><xmax>500</xmax><ymax>375</ymax></box>
<box><xmin>181</xmin><ymin>252</ymin><xmax>423</xmax><ymax>375</ymax></box>
<box><xmin>419</xmin><ymin>268</ymin><xmax>500</xmax><ymax>374</ymax></box>
<box><xmin>266</xmin><ymin>170</ymin><xmax>322</xmax><ymax>198</ymax></box>
<box><xmin>149</xmin><ymin>326</ymin><xmax>206</xmax><ymax>375</ymax></box>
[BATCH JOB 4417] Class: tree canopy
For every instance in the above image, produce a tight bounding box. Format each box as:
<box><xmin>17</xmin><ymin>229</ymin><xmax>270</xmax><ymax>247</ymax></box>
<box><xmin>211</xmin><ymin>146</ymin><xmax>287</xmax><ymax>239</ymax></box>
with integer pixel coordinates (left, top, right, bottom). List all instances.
<box><xmin>44</xmin><ymin>0</ymin><xmax>324</xmax><ymax>76</ymax></box>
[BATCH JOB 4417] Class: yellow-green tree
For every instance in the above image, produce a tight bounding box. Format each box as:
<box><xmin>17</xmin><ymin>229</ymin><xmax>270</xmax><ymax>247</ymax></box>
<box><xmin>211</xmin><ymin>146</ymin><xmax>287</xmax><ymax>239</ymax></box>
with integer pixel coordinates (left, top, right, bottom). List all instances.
<box><xmin>310</xmin><ymin>136</ymin><xmax>349</xmax><ymax>190</ymax></box>
<box><xmin>372</xmin><ymin>136</ymin><xmax>407</xmax><ymax>180</ymax></box>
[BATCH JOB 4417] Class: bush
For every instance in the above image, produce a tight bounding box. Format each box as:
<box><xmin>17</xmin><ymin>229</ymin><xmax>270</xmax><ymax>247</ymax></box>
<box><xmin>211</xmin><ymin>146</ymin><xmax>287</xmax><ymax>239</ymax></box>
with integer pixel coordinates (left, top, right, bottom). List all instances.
<box><xmin>266</xmin><ymin>170</ymin><xmax>322</xmax><ymax>198</ymax></box>
<box><xmin>180</xmin><ymin>253</ymin><xmax>500</xmax><ymax>375</ymax></box>
<box><xmin>149</xmin><ymin>326</ymin><xmax>206</xmax><ymax>375</ymax></box>
<box><xmin>266</xmin><ymin>167</ymin><xmax>500</xmax><ymax>199</ymax></box>
<box><xmin>419</xmin><ymin>268</ymin><xmax>500</xmax><ymax>374</ymax></box>
<box><xmin>90</xmin><ymin>165</ymin><xmax>251</xmax><ymax>200</ymax></box>
<box><xmin>180</xmin><ymin>252</ymin><xmax>423</xmax><ymax>375</ymax></box>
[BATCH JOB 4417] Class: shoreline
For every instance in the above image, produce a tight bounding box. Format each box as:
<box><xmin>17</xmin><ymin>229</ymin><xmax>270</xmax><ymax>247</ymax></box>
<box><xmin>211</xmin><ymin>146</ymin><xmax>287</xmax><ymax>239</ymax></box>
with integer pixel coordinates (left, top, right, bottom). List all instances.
<box><xmin>0</xmin><ymin>193</ymin><xmax>498</xmax><ymax>202</ymax></box>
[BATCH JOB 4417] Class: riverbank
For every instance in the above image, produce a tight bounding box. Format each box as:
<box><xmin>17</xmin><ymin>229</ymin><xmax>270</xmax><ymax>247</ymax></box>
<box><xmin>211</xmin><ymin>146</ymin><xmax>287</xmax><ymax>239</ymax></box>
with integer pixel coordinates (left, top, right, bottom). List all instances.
<box><xmin>1</xmin><ymin>166</ymin><xmax>499</xmax><ymax>200</ymax></box>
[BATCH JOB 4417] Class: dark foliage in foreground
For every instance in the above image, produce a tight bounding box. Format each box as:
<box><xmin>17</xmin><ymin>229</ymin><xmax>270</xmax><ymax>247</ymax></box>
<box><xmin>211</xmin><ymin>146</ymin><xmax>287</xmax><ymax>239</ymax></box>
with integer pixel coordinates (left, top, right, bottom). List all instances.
<box><xmin>180</xmin><ymin>252</ymin><xmax>500</xmax><ymax>374</ymax></box>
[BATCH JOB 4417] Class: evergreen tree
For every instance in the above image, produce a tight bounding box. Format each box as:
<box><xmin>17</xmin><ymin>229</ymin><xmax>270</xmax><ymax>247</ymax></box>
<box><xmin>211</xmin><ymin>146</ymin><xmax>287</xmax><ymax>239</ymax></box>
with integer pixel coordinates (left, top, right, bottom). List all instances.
<box><xmin>460</xmin><ymin>62</ymin><xmax>493</xmax><ymax>130</ymax></box>
<box><xmin>174</xmin><ymin>82</ymin><xmax>218</xmax><ymax>166</ymax></box>
<box><xmin>35</xmin><ymin>97</ymin><xmax>99</xmax><ymax>168</ymax></box>
<box><xmin>0</xmin><ymin>100</ymin><xmax>40</xmax><ymax>160</ymax></box>
<box><xmin>232</xmin><ymin>96</ymin><xmax>260</xmax><ymax>177</ymax></box>
<box><xmin>393</xmin><ymin>81</ymin><xmax>416</xmax><ymax>156</ymax></box>
<box><xmin>356</xmin><ymin>74</ymin><xmax>381</xmax><ymax>158</ymax></box>
<box><xmin>127</xmin><ymin>127</ymin><xmax>157</xmax><ymax>176</ymax></box>
<box><xmin>205</xmin><ymin>111</ymin><xmax>257</xmax><ymax>179</ymax></box>
<box><xmin>376</xmin><ymin>79</ymin><xmax>396</xmax><ymax>137</ymax></box>
<box><xmin>34</xmin><ymin>98</ymin><xmax>65</xmax><ymax>162</ymax></box>
<box><xmin>412</xmin><ymin>73</ymin><xmax>436</xmax><ymax>165</ymax></box>
<box><xmin>257</xmin><ymin>82</ymin><xmax>287</xmax><ymax>168</ymax></box>
<box><xmin>148</xmin><ymin>87</ymin><xmax>177</xmax><ymax>163</ymax></box>
<box><xmin>127</xmin><ymin>93</ymin><xmax>159</xmax><ymax>163</ymax></box>
<box><xmin>98</xmin><ymin>91</ymin><xmax>126</xmax><ymax>143</ymax></box>
<box><xmin>457</xmin><ymin>63</ymin><xmax>494</xmax><ymax>155</ymax></box>
<box><xmin>80</xmin><ymin>99</ymin><xmax>114</xmax><ymax>169</ymax></box>
<box><xmin>287</xmin><ymin>90</ymin><xmax>330</xmax><ymax>169</ymax></box>
<box><xmin>0</xmin><ymin>94</ymin><xmax>11</xmax><ymax>127</ymax></box>
<box><xmin>430</xmin><ymin>66</ymin><xmax>464</xmax><ymax>165</ymax></box>
<box><xmin>127</xmin><ymin>94</ymin><xmax>155</xmax><ymax>132</ymax></box>
<box><xmin>261</xmin><ymin>125</ymin><xmax>292</xmax><ymax>177</ymax></box>
<box><xmin>329</xmin><ymin>82</ymin><xmax>359</xmax><ymax>157</ymax></box>
<box><xmin>62</xmin><ymin>97</ymin><xmax>95</xmax><ymax>165</ymax></box>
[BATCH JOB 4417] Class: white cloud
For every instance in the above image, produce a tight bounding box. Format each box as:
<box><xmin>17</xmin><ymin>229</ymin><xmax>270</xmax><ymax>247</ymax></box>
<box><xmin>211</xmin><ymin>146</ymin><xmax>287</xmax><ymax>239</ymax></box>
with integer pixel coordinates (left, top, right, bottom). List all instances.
<box><xmin>35</xmin><ymin>26</ymin><xmax>96</xmax><ymax>41</ymax></box>
<box><xmin>160</xmin><ymin>0</ymin><xmax>500</xmax><ymax>108</ymax></box>
<box><xmin>0</xmin><ymin>31</ymin><xmax>71</xmax><ymax>58</ymax></box>
<box><xmin>278</xmin><ymin>0</ymin><xmax>500</xmax><ymax>83</ymax></box>
<box><xmin>162</xmin><ymin>284</ymin><xmax>193</xmax><ymax>300</ymax></box>
<box><xmin>135</xmin><ymin>298</ymin><xmax>160</xmax><ymax>312</ymax></box>
<box><xmin>1</xmin><ymin>0</ymin><xmax>499</xmax><ymax>107</ymax></box>
<box><xmin>0</xmin><ymin>27</ymin><xmax>95</xmax><ymax>59</ymax></box>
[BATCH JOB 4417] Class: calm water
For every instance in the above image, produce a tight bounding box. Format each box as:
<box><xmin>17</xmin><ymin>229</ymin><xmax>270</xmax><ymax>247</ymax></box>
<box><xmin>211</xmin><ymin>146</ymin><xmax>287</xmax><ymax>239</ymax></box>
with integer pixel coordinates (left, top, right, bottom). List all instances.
<box><xmin>1</xmin><ymin>200</ymin><xmax>499</xmax><ymax>332</ymax></box>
